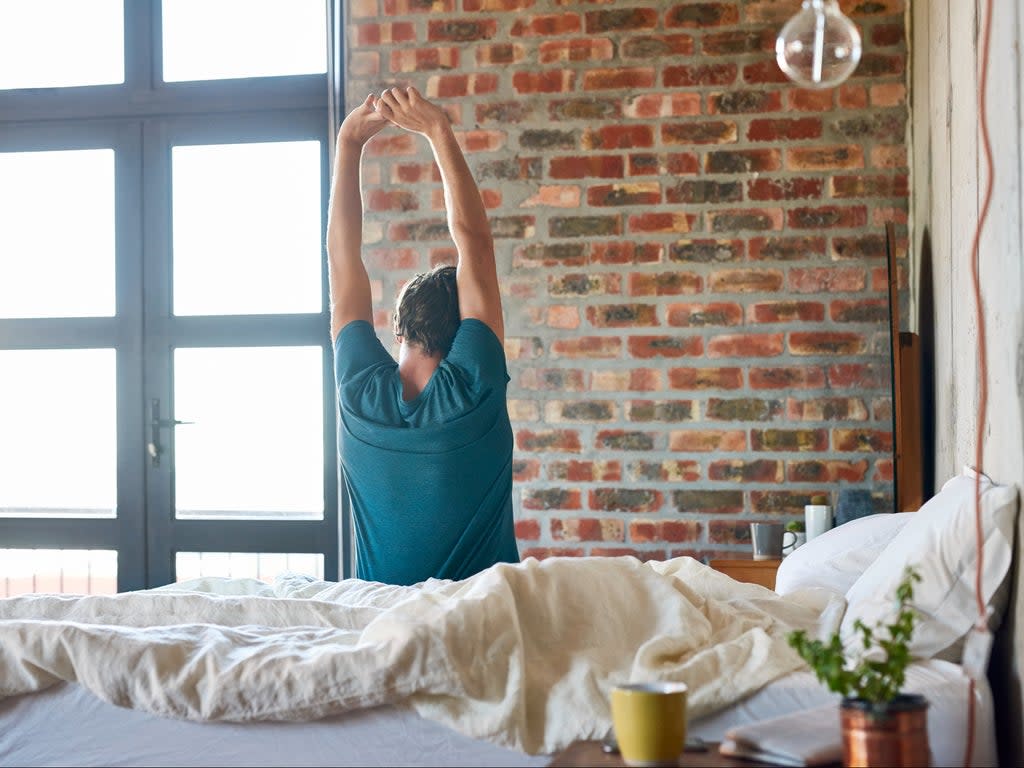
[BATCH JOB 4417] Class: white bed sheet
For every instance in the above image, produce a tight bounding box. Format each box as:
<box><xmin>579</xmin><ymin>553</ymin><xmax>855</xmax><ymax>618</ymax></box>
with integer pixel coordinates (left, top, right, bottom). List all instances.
<box><xmin>0</xmin><ymin>660</ymin><xmax>996</xmax><ymax>767</ymax></box>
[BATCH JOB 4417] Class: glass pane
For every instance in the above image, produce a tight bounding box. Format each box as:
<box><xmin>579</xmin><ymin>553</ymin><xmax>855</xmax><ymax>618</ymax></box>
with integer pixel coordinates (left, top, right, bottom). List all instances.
<box><xmin>176</xmin><ymin>552</ymin><xmax>324</xmax><ymax>582</ymax></box>
<box><xmin>0</xmin><ymin>549</ymin><xmax>117</xmax><ymax>597</ymax></box>
<box><xmin>162</xmin><ymin>0</ymin><xmax>327</xmax><ymax>82</ymax></box>
<box><xmin>172</xmin><ymin>141</ymin><xmax>322</xmax><ymax>316</ymax></box>
<box><xmin>0</xmin><ymin>150</ymin><xmax>115</xmax><ymax>318</ymax></box>
<box><xmin>173</xmin><ymin>346</ymin><xmax>323</xmax><ymax>519</ymax></box>
<box><xmin>0</xmin><ymin>350</ymin><xmax>116</xmax><ymax>517</ymax></box>
<box><xmin>0</xmin><ymin>0</ymin><xmax>124</xmax><ymax>89</ymax></box>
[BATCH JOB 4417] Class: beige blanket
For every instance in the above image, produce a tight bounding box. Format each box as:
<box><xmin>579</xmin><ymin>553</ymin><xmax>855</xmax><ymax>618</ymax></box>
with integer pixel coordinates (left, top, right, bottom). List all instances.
<box><xmin>0</xmin><ymin>556</ymin><xmax>842</xmax><ymax>754</ymax></box>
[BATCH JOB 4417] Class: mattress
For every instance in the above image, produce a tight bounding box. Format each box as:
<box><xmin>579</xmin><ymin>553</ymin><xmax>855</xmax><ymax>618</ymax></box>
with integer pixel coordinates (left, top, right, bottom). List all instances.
<box><xmin>0</xmin><ymin>660</ymin><xmax>996</xmax><ymax>767</ymax></box>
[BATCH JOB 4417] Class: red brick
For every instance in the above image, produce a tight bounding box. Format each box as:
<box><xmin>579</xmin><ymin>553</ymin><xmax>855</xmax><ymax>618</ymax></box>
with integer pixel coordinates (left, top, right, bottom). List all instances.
<box><xmin>523</xmin><ymin>488</ymin><xmax>582</xmax><ymax>511</ymax></box>
<box><xmin>709</xmin><ymin>459</ymin><xmax>783</xmax><ymax>483</ymax></box>
<box><xmin>707</xmin><ymin>208</ymin><xmax>784</xmax><ymax>232</ymax></box>
<box><xmin>709</xmin><ymin>268</ymin><xmax>784</xmax><ymax>293</ymax></box>
<box><xmin>747</xmin><ymin>301</ymin><xmax>825</xmax><ymax>324</ymax></box>
<box><xmin>707</xmin><ymin>333</ymin><xmax>784</xmax><ymax>358</ymax></box>
<box><xmin>586</xmin><ymin>8</ymin><xmax>659</xmax><ymax>32</ymax></box>
<box><xmin>748</xmin><ymin>178</ymin><xmax>824</xmax><ymax>201</ymax></box>
<box><xmin>516</xmin><ymin>429</ymin><xmax>581</xmax><ymax>452</ymax></box>
<box><xmin>742</xmin><ymin>59</ymin><xmax>792</xmax><ymax>84</ymax></box>
<box><xmin>874</xmin><ymin>459</ymin><xmax>895</xmax><ymax>482</ymax></box>
<box><xmin>520</xmin><ymin>547</ymin><xmax>584</xmax><ymax>560</ymax></box>
<box><xmin>629</xmin><ymin>272</ymin><xmax>702</xmax><ymax>296</ymax></box>
<box><xmin>513</xmin><ymin>242</ymin><xmax>586</xmax><ymax>268</ymax></box>
<box><xmin>628</xmin><ymin>460</ymin><xmax>701</xmax><ymax>482</ymax></box>
<box><xmin>512</xmin><ymin>459</ymin><xmax>541</xmax><ymax>482</ymax></box>
<box><xmin>621</xmin><ymin>35</ymin><xmax>695</xmax><ymax>59</ymax></box>
<box><xmin>367</xmin><ymin>188</ymin><xmax>419</xmax><ymax>213</ymax></box>
<box><xmin>465</xmin><ymin>0</ymin><xmax>534</xmax><ymax>7</ymax></box>
<box><xmin>828</xmin><ymin>363</ymin><xmax>889</xmax><ymax>389</ymax></box>
<box><xmin>662</xmin><ymin>121</ymin><xmax>738</xmax><ymax>145</ymax></box>
<box><xmin>548</xmin><ymin>273</ymin><xmax>621</xmax><ymax>297</ymax></box>
<box><xmin>348</xmin><ymin>52</ymin><xmax>379</xmax><ymax>76</ymax></box>
<box><xmin>707</xmin><ymin>521</ymin><xmax>752</xmax><ymax>545</ymax></box>
<box><xmin>787</xmin><ymin>397</ymin><xmax>869</xmax><ymax>421</ymax></box>
<box><xmin>592</xmin><ymin>242</ymin><xmax>662</xmax><ymax>265</ymax></box>
<box><xmin>664</xmin><ymin>63</ymin><xmax>738</xmax><ymax>87</ymax></box>
<box><xmin>788</xmin><ymin>89</ymin><xmax>834</xmax><ymax>111</ymax></box>
<box><xmin>666</xmin><ymin>3</ymin><xmax>740</xmax><ymax>27</ymax></box>
<box><xmin>550</xmin><ymin>155</ymin><xmax>624</xmax><ymax>179</ymax></box>
<box><xmin>787</xmin><ymin>459</ymin><xmax>869</xmax><ymax>484</ymax></box>
<box><xmin>545</xmin><ymin>400</ymin><xmax>617</xmax><ymax>423</ymax></box>
<box><xmin>588</xmin><ymin>183</ymin><xmax>661</xmax><ymax>207</ymax></box>
<box><xmin>830</xmin><ymin>174</ymin><xmax>909</xmax><ymax>198</ymax></box>
<box><xmin>669</xmin><ymin>430</ymin><xmax>746</xmax><ymax>452</ymax></box>
<box><xmin>519</xmin><ymin>367</ymin><xmax>587</xmax><ymax>392</ymax></box>
<box><xmin>550</xmin><ymin>336</ymin><xmax>622</xmax><ymax>359</ymax></box>
<box><xmin>749</xmin><ymin>236</ymin><xmax>826</xmax><ymax>261</ymax></box>
<box><xmin>353</xmin><ymin>21</ymin><xmax>416</xmax><ymax>46</ymax></box>
<box><xmin>667</xmin><ymin>302</ymin><xmax>743</xmax><ymax>327</ymax></box>
<box><xmin>673</xmin><ymin>489</ymin><xmax>744</xmax><ymax>515</ymax></box>
<box><xmin>583</xmin><ymin>125</ymin><xmax>655</xmax><ymax>151</ymax></box>
<box><xmin>710</xmin><ymin>90</ymin><xmax>782</xmax><ymax>114</ymax></box>
<box><xmin>587</xmin><ymin>304</ymin><xmax>658</xmax><ymax>328</ymax></box>
<box><xmin>428</xmin><ymin>19</ymin><xmax>497</xmax><ymax>41</ymax></box>
<box><xmin>830</xmin><ymin>298</ymin><xmax>889</xmax><ymax>323</ymax></box>
<box><xmin>788</xmin><ymin>268</ymin><xmax>866</xmax><ymax>293</ymax></box>
<box><xmin>787</xmin><ymin>205</ymin><xmax>868</xmax><ymax>230</ymax></box>
<box><xmin>833</xmin><ymin>429</ymin><xmax>894</xmax><ymax>452</ymax></box>
<box><xmin>382</xmin><ymin>0</ymin><xmax>453</xmax><ymax>12</ymax></box>
<box><xmin>549</xmin><ymin>460</ymin><xmax>622</xmax><ymax>483</ymax></box>
<box><xmin>668</xmin><ymin>367</ymin><xmax>744</xmax><ymax>390</ymax></box>
<box><xmin>751</xmin><ymin>428</ymin><xmax>829</xmax><ymax>452</ymax></box>
<box><xmin>628</xmin><ymin>212</ymin><xmax>696</xmax><ymax>233</ymax></box>
<box><xmin>390</xmin><ymin>47</ymin><xmax>459</xmax><ymax>73</ymax></box>
<box><xmin>704</xmin><ymin>29</ymin><xmax>775</xmax><ymax>55</ymax></box>
<box><xmin>749</xmin><ymin>366</ymin><xmax>826</xmax><ymax>390</ymax></box>
<box><xmin>595</xmin><ymin>430</ymin><xmax>657</xmax><ymax>451</ymax></box>
<box><xmin>515</xmin><ymin>519</ymin><xmax>541</xmax><ymax>540</ymax></box>
<box><xmin>590</xmin><ymin>488</ymin><xmax>663</xmax><ymax>513</ymax></box>
<box><xmin>625</xmin><ymin>93</ymin><xmax>701</xmax><ymax>118</ymax></box>
<box><xmin>625</xmin><ymin>400</ymin><xmax>697</xmax><ymax>422</ymax></box>
<box><xmin>552</xmin><ymin>517</ymin><xmax>625</xmax><ymax>542</ymax></box>
<box><xmin>787</xmin><ymin>145</ymin><xmax>865</xmax><ymax>171</ymax></box>
<box><xmin>628</xmin><ymin>336</ymin><xmax>703</xmax><ymax>359</ymax></box>
<box><xmin>425</xmin><ymin>73</ymin><xmax>498</xmax><ymax>98</ymax></box>
<box><xmin>584</xmin><ymin>68</ymin><xmax>657</xmax><ymax>91</ymax></box>
<box><xmin>540</xmin><ymin>38</ymin><xmax>614</xmax><ymax>63</ymax></box>
<box><xmin>591</xmin><ymin>369</ymin><xmax>665</xmax><ymax>392</ymax></box>
<box><xmin>511</xmin><ymin>13</ymin><xmax>581</xmax><ymax>37</ymax></box>
<box><xmin>476</xmin><ymin>43</ymin><xmax>527</xmax><ymax>67</ymax></box>
<box><xmin>839</xmin><ymin>84</ymin><xmax>869</xmax><ymax>109</ymax></box>
<box><xmin>513</xmin><ymin>70</ymin><xmax>576</xmax><ymax>94</ymax></box>
<box><xmin>630</xmin><ymin>520</ymin><xmax>701</xmax><ymax>543</ymax></box>
<box><xmin>789</xmin><ymin>332</ymin><xmax>867</xmax><ymax>356</ymax></box>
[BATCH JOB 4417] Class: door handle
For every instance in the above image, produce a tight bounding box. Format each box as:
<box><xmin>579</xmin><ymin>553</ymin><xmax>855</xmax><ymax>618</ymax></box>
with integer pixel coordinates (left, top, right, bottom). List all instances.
<box><xmin>148</xmin><ymin>398</ymin><xmax>193</xmax><ymax>467</ymax></box>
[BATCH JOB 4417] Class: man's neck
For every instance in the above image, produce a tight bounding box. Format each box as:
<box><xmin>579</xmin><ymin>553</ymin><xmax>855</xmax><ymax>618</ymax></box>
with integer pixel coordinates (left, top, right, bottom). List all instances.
<box><xmin>397</xmin><ymin>342</ymin><xmax>441</xmax><ymax>401</ymax></box>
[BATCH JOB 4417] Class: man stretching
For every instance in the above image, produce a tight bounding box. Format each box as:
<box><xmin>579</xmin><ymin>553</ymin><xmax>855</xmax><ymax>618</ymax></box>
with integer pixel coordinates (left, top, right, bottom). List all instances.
<box><xmin>327</xmin><ymin>87</ymin><xmax>519</xmax><ymax>585</ymax></box>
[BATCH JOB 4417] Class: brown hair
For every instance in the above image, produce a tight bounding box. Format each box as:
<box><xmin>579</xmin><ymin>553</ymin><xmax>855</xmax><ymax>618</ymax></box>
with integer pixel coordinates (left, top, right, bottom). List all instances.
<box><xmin>393</xmin><ymin>265</ymin><xmax>460</xmax><ymax>357</ymax></box>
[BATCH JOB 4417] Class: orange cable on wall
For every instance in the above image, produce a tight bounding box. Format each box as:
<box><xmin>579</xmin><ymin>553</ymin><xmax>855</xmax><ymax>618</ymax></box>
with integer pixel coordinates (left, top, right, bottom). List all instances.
<box><xmin>963</xmin><ymin>0</ymin><xmax>995</xmax><ymax>765</ymax></box>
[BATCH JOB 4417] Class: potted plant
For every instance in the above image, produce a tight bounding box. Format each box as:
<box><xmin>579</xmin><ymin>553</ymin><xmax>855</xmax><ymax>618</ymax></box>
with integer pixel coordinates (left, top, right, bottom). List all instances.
<box><xmin>787</xmin><ymin>566</ymin><xmax>928</xmax><ymax>768</ymax></box>
<box><xmin>784</xmin><ymin>520</ymin><xmax>806</xmax><ymax>554</ymax></box>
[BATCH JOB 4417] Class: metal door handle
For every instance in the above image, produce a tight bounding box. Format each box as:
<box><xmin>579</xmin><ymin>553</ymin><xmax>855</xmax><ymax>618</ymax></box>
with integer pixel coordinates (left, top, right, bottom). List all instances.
<box><xmin>148</xmin><ymin>398</ymin><xmax>193</xmax><ymax>466</ymax></box>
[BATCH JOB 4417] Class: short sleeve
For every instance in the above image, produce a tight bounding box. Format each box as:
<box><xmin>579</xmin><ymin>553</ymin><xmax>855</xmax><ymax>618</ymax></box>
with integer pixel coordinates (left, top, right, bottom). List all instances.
<box><xmin>334</xmin><ymin>320</ymin><xmax>394</xmax><ymax>385</ymax></box>
<box><xmin>444</xmin><ymin>319</ymin><xmax>509</xmax><ymax>389</ymax></box>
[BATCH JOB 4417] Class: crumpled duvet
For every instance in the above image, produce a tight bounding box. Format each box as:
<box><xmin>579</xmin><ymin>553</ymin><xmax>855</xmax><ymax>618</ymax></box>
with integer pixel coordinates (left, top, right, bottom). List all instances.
<box><xmin>0</xmin><ymin>556</ymin><xmax>843</xmax><ymax>755</ymax></box>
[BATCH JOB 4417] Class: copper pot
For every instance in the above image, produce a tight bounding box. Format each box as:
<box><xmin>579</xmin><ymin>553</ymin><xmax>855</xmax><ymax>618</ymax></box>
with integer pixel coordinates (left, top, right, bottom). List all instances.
<box><xmin>841</xmin><ymin>694</ymin><xmax>929</xmax><ymax>767</ymax></box>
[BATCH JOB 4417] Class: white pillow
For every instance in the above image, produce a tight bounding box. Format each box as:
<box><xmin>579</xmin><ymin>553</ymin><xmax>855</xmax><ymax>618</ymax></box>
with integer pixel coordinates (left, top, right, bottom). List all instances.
<box><xmin>841</xmin><ymin>466</ymin><xmax>1018</xmax><ymax>662</ymax></box>
<box><xmin>775</xmin><ymin>512</ymin><xmax>914</xmax><ymax>596</ymax></box>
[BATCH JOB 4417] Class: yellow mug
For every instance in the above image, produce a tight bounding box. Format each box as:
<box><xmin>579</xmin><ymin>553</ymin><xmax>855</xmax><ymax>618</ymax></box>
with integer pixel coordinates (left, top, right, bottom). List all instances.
<box><xmin>610</xmin><ymin>682</ymin><xmax>688</xmax><ymax>767</ymax></box>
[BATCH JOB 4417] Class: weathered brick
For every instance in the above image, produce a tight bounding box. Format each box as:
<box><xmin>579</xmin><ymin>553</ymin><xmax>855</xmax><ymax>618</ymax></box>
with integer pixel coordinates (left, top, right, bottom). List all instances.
<box><xmin>669</xmin><ymin>239</ymin><xmax>744</xmax><ymax>263</ymax></box>
<box><xmin>629</xmin><ymin>272</ymin><xmax>702</xmax><ymax>296</ymax></box>
<box><xmin>507</xmin><ymin>399</ymin><xmax>540</xmax><ymax>421</ymax></box>
<box><xmin>664</xmin><ymin>63</ymin><xmax>738</xmax><ymax>87</ymax></box>
<box><xmin>789</xmin><ymin>268</ymin><xmax>866</xmax><ymax>293</ymax></box>
<box><xmin>789</xmin><ymin>332</ymin><xmax>866</xmax><ymax>356</ymax></box>
<box><xmin>550</xmin><ymin>155</ymin><xmax>624</xmax><ymax>179</ymax></box>
<box><xmin>749</xmin><ymin>236</ymin><xmax>827</xmax><ymax>261</ymax></box>
<box><xmin>668</xmin><ymin>367</ymin><xmax>744</xmax><ymax>390</ymax></box>
<box><xmin>519</xmin><ymin>129</ymin><xmax>577</xmax><ymax>150</ymax></box>
<box><xmin>747</xmin><ymin>301</ymin><xmax>825</xmax><ymax>323</ymax></box>
<box><xmin>545</xmin><ymin>400</ymin><xmax>617</xmax><ymax>422</ymax></box>
<box><xmin>549</xmin><ymin>460</ymin><xmax>622</xmax><ymax>482</ymax></box>
<box><xmin>522</xmin><ymin>488</ymin><xmax>582</xmax><ymax>511</ymax></box>
<box><xmin>550</xmin><ymin>98</ymin><xmax>622</xmax><ymax>121</ymax></box>
<box><xmin>707</xmin><ymin>333</ymin><xmax>784</xmax><ymax>358</ymax></box>
<box><xmin>550</xmin><ymin>215</ymin><xmax>622</xmax><ymax>238</ymax></box>
<box><xmin>353</xmin><ymin>21</ymin><xmax>416</xmax><ymax>46</ymax></box>
<box><xmin>670</xmin><ymin>429</ymin><xmax>746</xmax><ymax>452</ymax></box>
<box><xmin>621</xmin><ymin>35</ymin><xmax>695</xmax><ymax>59</ymax></box>
<box><xmin>707</xmin><ymin>208</ymin><xmax>784</xmax><ymax>232</ymax></box>
<box><xmin>511</xmin><ymin>12</ymin><xmax>581</xmax><ymax>37</ymax></box>
<box><xmin>828</xmin><ymin>363</ymin><xmax>889</xmax><ymax>389</ymax></box>
<box><xmin>628</xmin><ymin>212</ymin><xmax>696</xmax><ymax>233</ymax></box>
<box><xmin>591</xmin><ymin>488</ymin><xmax>663</xmax><ymax>513</ymax></box>
<box><xmin>630</xmin><ymin>520</ymin><xmax>701</xmax><ymax>543</ymax></box>
<box><xmin>709</xmin><ymin>268</ymin><xmax>784</xmax><ymax>293</ymax></box>
<box><xmin>751</xmin><ymin>428</ymin><xmax>829</xmax><ymax>452</ymax></box>
<box><xmin>513</xmin><ymin>242</ymin><xmax>587</xmax><ymax>268</ymax></box>
<box><xmin>749</xmin><ymin>366</ymin><xmax>826</xmax><ymax>390</ymax></box>
<box><xmin>625</xmin><ymin>400</ymin><xmax>697</xmax><ymax>422</ymax></box>
<box><xmin>550</xmin><ymin>336</ymin><xmax>622</xmax><ymax>359</ymax></box>
<box><xmin>666</xmin><ymin>3</ymin><xmax>740</xmax><ymax>27</ymax></box>
<box><xmin>512</xmin><ymin>459</ymin><xmax>541</xmax><ymax>483</ymax></box>
<box><xmin>590</xmin><ymin>368</ymin><xmax>664</xmax><ymax>392</ymax></box>
<box><xmin>667</xmin><ymin>302</ymin><xmax>744</xmax><ymax>327</ymax></box>
<box><xmin>787</xmin><ymin>397</ymin><xmax>869</xmax><ymax>421</ymax></box>
<box><xmin>476</xmin><ymin>43</ymin><xmax>527</xmax><ymax>67</ymax></box>
<box><xmin>425</xmin><ymin>73</ymin><xmax>498</xmax><ymax>97</ymax></box>
<box><xmin>592</xmin><ymin>242</ymin><xmax>662</xmax><ymax>265</ymax></box>
<box><xmin>628</xmin><ymin>460</ymin><xmax>701</xmax><ymax>482</ymax></box>
<box><xmin>540</xmin><ymin>38</ymin><xmax>615</xmax><ymax>63</ymax></box>
<box><xmin>428</xmin><ymin>18</ymin><xmax>497</xmax><ymax>41</ymax></box>
<box><xmin>672</xmin><ymin>490</ymin><xmax>744</xmax><ymax>515</ymax></box>
<box><xmin>549</xmin><ymin>273</ymin><xmax>621</xmax><ymax>297</ymax></box>
<box><xmin>830</xmin><ymin>298</ymin><xmax>889</xmax><ymax>323</ymax></box>
<box><xmin>584</xmin><ymin>68</ymin><xmax>657</xmax><ymax>90</ymax></box>
<box><xmin>704</xmin><ymin>28</ymin><xmax>775</xmax><ymax>55</ymax></box>
<box><xmin>787</xmin><ymin>145</ymin><xmax>865</xmax><ymax>171</ymax></box>
<box><xmin>709</xmin><ymin>459</ymin><xmax>783</xmax><ymax>483</ymax></box>
<box><xmin>830</xmin><ymin>174</ymin><xmax>909</xmax><ymax>198</ymax></box>
<box><xmin>382</xmin><ymin>0</ymin><xmax>453</xmax><ymax>12</ymax></box>
<box><xmin>587</xmin><ymin>304</ymin><xmax>658</xmax><ymax>328</ymax></box>
<box><xmin>751</xmin><ymin>490</ymin><xmax>820</xmax><ymax>514</ymax></box>
<box><xmin>595</xmin><ymin>430</ymin><xmax>657</xmax><ymax>451</ymax></box>
<box><xmin>832</xmin><ymin>234</ymin><xmax>887</xmax><ymax>261</ymax></box>
<box><xmin>591</xmin><ymin>547</ymin><xmax>668</xmax><ymax>561</ymax></box>
<box><xmin>787</xmin><ymin>459</ymin><xmax>870</xmax><ymax>483</ymax></box>
<box><xmin>833</xmin><ymin>429</ymin><xmax>894</xmax><ymax>452</ymax></box>
<box><xmin>586</xmin><ymin>7</ymin><xmax>658</xmax><ymax>32</ymax></box>
<box><xmin>747</xmin><ymin>177</ymin><xmax>824</xmax><ymax>201</ymax></box>
<box><xmin>552</xmin><ymin>517</ymin><xmax>625</xmax><ymax>542</ymax></box>
<box><xmin>706</xmin><ymin>398</ymin><xmax>783</xmax><ymax>421</ymax></box>
<box><xmin>521</xmin><ymin>185</ymin><xmax>582</xmax><ymax>209</ymax></box>
<box><xmin>787</xmin><ymin>205</ymin><xmax>868</xmax><ymax>230</ymax></box>
<box><xmin>588</xmin><ymin>183</ymin><xmax>662</xmax><ymax>206</ymax></box>
<box><xmin>520</xmin><ymin>547</ymin><xmax>585</xmax><ymax>560</ymax></box>
<box><xmin>666</xmin><ymin>180</ymin><xmax>742</xmax><ymax>205</ymax></box>
<box><xmin>628</xmin><ymin>335</ymin><xmax>704</xmax><ymax>359</ymax></box>
<box><xmin>710</xmin><ymin>90</ymin><xmax>782</xmax><ymax>114</ymax></box>
<box><xmin>874</xmin><ymin>459</ymin><xmax>894</xmax><ymax>482</ymax></box>
<box><xmin>517</xmin><ymin>429</ymin><xmax>581</xmax><ymax>452</ymax></box>
<box><xmin>390</xmin><ymin>47</ymin><xmax>459</xmax><ymax>73</ymax></box>
<box><xmin>662</xmin><ymin>121</ymin><xmax>738</xmax><ymax>145</ymax></box>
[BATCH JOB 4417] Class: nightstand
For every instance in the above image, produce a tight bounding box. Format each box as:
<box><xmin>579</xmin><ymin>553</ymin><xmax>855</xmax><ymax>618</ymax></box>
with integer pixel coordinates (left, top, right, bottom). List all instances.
<box><xmin>708</xmin><ymin>557</ymin><xmax>782</xmax><ymax>590</ymax></box>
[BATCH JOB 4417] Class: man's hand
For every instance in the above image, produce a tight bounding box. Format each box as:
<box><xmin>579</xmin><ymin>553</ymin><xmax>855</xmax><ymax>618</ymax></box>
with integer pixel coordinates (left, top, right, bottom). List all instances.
<box><xmin>375</xmin><ymin>87</ymin><xmax>448</xmax><ymax>139</ymax></box>
<box><xmin>338</xmin><ymin>94</ymin><xmax>390</xmax><ymax>148</ymax></box>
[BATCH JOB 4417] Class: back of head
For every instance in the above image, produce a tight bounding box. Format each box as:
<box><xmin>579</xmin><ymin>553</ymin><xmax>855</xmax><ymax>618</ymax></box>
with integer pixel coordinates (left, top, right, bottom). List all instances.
<box><xmin>394</xmin><ymin>265</ymin><xmax>460</xmax><ymax>357</ymax></box>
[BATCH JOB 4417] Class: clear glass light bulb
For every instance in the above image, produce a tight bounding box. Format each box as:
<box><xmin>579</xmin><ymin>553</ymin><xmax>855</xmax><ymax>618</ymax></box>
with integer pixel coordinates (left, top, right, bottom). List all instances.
<box><xmin>776</xmin><ymin>0</ymin><xmax>862</xmax><ymax>90</ymax></box>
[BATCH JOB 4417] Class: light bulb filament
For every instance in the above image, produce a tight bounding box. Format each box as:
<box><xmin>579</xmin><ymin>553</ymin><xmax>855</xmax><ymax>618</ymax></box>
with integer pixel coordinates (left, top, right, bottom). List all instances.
<box><xmin>812</xmin><ymin>4</ymin><xmax>825</xmax><ymax>83</ymax></box>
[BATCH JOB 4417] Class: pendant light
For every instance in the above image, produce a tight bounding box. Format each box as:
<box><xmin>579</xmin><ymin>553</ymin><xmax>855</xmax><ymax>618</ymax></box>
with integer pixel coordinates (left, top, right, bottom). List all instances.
<box><xmin>776</xmin><ymin>0</ymin><xmax>862</xmax><ymax>89</ymax></box>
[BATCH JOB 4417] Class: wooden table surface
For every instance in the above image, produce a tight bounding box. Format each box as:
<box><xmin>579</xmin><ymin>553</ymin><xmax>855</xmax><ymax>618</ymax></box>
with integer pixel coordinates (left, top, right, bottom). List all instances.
<box><xmin>546</xmin><ymin>740</ymin><xmax>773</xmax><ymax>767</ymax></box>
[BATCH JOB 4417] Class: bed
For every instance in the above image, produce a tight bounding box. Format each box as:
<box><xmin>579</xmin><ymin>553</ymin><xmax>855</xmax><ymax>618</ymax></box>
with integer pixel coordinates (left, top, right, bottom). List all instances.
<box><xmin>0</xmin><ymin>466</ymin><xmax>1015</xmax><ymax>767</ymax></box>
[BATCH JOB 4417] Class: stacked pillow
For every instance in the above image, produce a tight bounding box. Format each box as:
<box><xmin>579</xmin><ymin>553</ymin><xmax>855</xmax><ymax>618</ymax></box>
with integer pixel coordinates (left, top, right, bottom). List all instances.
<box><xmin>775</xmin><ymin>467</ymin><xmax>1019</xmax><ymax>663</ymax></box>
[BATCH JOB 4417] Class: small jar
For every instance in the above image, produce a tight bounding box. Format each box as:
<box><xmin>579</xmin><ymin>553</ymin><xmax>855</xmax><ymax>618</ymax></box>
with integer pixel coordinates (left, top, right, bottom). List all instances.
<box><xmin>804</xmin><ymin>493</ymin><xmax>833</xmax><ymax>541</ymax></box>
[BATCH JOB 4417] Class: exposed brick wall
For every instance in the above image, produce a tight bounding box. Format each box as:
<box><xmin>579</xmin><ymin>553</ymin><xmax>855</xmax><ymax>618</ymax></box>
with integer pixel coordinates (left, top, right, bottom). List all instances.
<box><xmin>345</xmin><ymin>0</ymin><xmax>909</xmax><ymax>561</ymax></box>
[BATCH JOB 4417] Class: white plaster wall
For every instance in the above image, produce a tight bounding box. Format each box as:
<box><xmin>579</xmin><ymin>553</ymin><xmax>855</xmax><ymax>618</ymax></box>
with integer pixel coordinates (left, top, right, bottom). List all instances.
<box><xmin>911</xmin><ymin>0</ymin><xmax>1024</xmax><ymax>760</ymax></box>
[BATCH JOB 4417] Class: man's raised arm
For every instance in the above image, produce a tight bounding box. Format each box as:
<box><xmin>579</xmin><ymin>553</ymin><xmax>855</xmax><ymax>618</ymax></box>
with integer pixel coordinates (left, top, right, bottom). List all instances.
<box><xmin>376</xmin><ymin>87</ymin><xmax>503</xmax><ymax>343</ymax></box>
<box><xmin>326</xmin><ymin>95</ymin><xmax>389</xmax><ymax>341</ymax></box>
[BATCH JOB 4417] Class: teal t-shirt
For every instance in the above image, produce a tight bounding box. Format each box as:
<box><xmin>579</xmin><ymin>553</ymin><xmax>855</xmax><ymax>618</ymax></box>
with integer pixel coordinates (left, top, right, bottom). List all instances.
<box><xmin>334</xmin><ymin>318</ymin><xmax>520</xmax><ymax>585</ymax></box>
